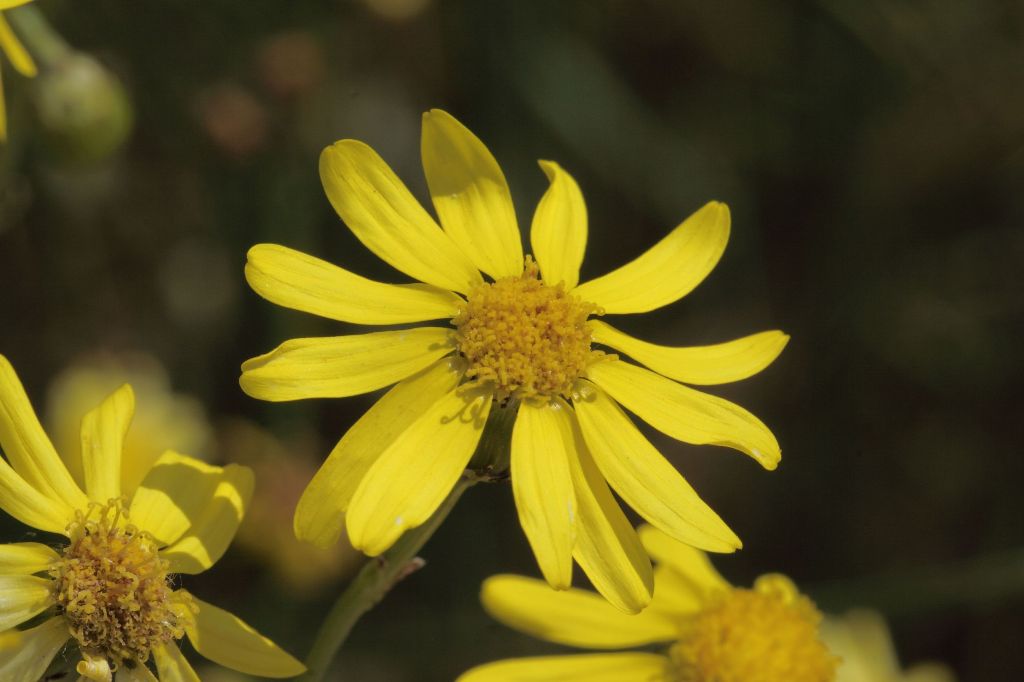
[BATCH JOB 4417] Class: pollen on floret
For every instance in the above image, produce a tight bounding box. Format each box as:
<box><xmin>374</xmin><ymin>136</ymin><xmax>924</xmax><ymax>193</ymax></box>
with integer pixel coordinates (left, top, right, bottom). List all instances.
<box><xmin>50</xmin><ymin>500</ymin><xmax>196</xmax><ymax>670</ymax></box>
<box><xmin>671</xmin><ymin>574</ymin><xmax>838</xmax><ymax>682</ymax></box>
<box><xmin>453</xmin><ymin>257</ymin><xmax>600</xmax><ymax>402</ymax></box>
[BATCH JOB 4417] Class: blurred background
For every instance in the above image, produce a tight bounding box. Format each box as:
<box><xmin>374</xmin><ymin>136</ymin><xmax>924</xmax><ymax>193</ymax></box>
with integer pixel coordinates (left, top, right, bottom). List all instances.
<box><xmin>1</xmin><ymin>0</ymin><xmax>1022</xmax><ymax>679</ymax></box>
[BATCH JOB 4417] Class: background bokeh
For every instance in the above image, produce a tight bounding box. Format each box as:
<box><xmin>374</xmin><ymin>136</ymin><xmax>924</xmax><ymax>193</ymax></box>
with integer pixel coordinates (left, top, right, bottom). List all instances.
<box><xmin>2</xmin><ymin>0</ymin><xmax>1022</xmax><ymax>679</ymax></box>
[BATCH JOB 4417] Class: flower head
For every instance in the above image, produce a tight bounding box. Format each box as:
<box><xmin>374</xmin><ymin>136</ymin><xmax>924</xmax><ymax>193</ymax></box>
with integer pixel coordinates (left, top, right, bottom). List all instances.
<box><xmin>0</xmin><ymin>1</ymin><xmax>38</xmax><ymax>142</ymax></box>
<box><xmin>459</xmin><ymin>525</ymin><xmax>838</xmax><ymax>682</ymax></box>
<box><xmin>241</xmin><ymin>109</ymin><xmax>787</xmax><ymax>612</ymax></box>
<box><xmin>0</xmin><ymin>355</ymin><xmax>304</xmax><ymax>680</ymax></box>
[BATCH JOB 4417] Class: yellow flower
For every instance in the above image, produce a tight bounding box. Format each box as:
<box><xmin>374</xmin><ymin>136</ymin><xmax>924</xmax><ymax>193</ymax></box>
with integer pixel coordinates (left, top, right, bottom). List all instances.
<box><xmin>822</xmin><ymin>610</ymin><xmax>956</xmax><ymax>682</ymax></box>
<box><xmin>0</xmin><ymin>0</ymin><xmax>38</xmax><ymax>141</ymax></box>
<box><xmin>0</xmin><ymin>356</ymin><xmax>305</xmax><ymax>681</ymax></box>
<box><xmin>241</xmin><ymin>109</ymin><xmax>787</xmax><ymax>612</ymax></box>
<box><xmin>459</xmin><ymin>526</ymin><xmax>838</xmax><ymax>682</ymax></box>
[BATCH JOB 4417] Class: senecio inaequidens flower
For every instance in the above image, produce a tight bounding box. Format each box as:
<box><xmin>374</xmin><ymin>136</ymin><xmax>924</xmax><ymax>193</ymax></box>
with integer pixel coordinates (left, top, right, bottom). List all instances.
<box><xmin>241</xmin><ymin>109</ymin><xmax>788</xmax><ymax>613</ymax></box>
<box><xmin>0</xmin><ymin>356</ymin><xmax>304</xmax><ymax>681</ymax></box>
<box><xmin>459</xmin><ymin>526</ymin><xmax>838</xmax><ymax>682</ymax></box>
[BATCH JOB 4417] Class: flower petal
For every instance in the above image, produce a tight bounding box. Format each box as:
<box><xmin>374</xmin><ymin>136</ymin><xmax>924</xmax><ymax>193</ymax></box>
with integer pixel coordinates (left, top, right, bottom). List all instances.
<box><xmin>0</xmin><ymin>457</ymin><xmax>71</xmax><ymax>533</ymax></box>
<box><xmin>0</xmin><ymin>15</ymin><xmax>37</xmax><ymax>77</ymax></box>
<box><xmin>480</xmin><ymin>574</ymin><xmax>676</xmax><ymax>649</ymax></box>
<box><xmin>574</xmin><ymin>381</ymin><xmax>740</xmax><ymax>552</ymax></box>
<box><xmin>458</xmin><ymin>653</ymin><xmax>672</xmax><ymax>682</ymax></box>
<box><xmin>0</xmin><ymin>65</ymin><xmax>7</xmax><ymax>142</ymax></box>
<box><xmin>294</xmin><ymin>356</ymin><xmax>463</xmax><ymax>548</ymax></box>
<box><xmin>591</xmin><ymin>321</ymin><xmax>789</xmax><ymax>386</ymax></box>
<box><xmin>639</xmin><ymin>525</ymin><xmax>730</xmax><ymax>598</ymax></box>
<box><xmin>346</xmin><ymin>384</ymin><xmax>491</xmax><ymax>556</ymax></box>
<box><xmin>421</xmin><ymin>109</ymin><xmax>523</xmax><ymax>280</ymax></box>
<box><xmin>0</xmin><ymin>542</ymin><xmax>60</xmax><ymax>574</ymax></box>
<box><xmin>245</xmin><ymin>243</ymin><xmax>464</xmax><ymax>325</ymax></box>
<box><xmin>0</xmin><ymin>355</ymin><xmax>88</xmax><ymax>511</ymax></box>
<box><xmin>649</xmin><ymin>564</ymin><xmax>707</xmax><ymax>616</ymax></box>
<box><xmin>510</xmin><ymin>400</ymin><xmax>577</xmax><ymax>590</ymax></box>
<box><xmin>319</xmin><ymin>139</ymin><xmax>481</xmax><ymax>293</ymax></box>
<box><xmin>160</xmin><ymin>464</ymin><xmax>253</xmax><ymax>574</ymax></box>
<box><xmin>80</xmin><ymin>384</ymin><xmax>134</xmax><ymax>503</ymax></box>
<box><xmin>0</xmin><ymin>617</ymin><xmax>70</xmax><ymax>682</ymax></box>
<box><xmin>574</xmin><ymin>201</ymin><xmax>729</xmax><ymax>314</ymax></box>
<box><xmin>566</xmin><ymin>416</ymin><xmax>653</xmax><ymax>614</ymax></box>
<box><xmin>130</xmin><ymin>451</ymin><xmax>226</xmax><ymax>546</ymax></box>
<box><xmin>118</xmin><ymin>662</ymin><xmax>159</xmax><ymax>681</ymax></box>
<box><xmin>530</xmin><ymin>160</ymin><xmax>587</xmax><ymax>289</ymax></box>
<box><xmin>185</xmin><ymin>593</ymin><xmax>306</xmax><ymax>678</ymax></box>
<box><xmin>240</xmin><ymin>328</ymin><xmax>454</xmax><ymax>402</ymax></box>
<box><xmin>0</xmin><ymin>574</ymin><xmax>54</xmax><ymax>630</ymax></box>
<box><xmin>0</xmin><ymin>2</ymin><xmax>38</xmax><ymax>11</ymax></box>
<box><xmin>152</xmin><ymin>642</ymin><xmax>200</xmax><ymax>682</ymax></box>
<box><xmin>585</xmin><ymin>359</ymin><xmax>780</xmax><ymax>469</ymax></box>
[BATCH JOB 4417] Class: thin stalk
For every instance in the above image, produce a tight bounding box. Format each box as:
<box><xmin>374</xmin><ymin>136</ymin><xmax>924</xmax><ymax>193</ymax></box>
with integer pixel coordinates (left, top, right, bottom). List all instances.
<box><xmin>298</xmin><ymin>475</ymin><xmax>476</xmax><ymax>682</ymax></box>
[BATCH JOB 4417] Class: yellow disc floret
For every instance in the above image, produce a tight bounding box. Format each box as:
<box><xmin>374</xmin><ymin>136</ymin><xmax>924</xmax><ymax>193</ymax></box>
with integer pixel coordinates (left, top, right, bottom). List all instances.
<box><xmin>672</xmin><ymin>574</ymin><xmax>838</xmax><ymax>682</ymax></box>
<box><xmin>454</xmin><ymin>258</ymin><xmax>598</xmax><ymax>402</ymax></box>
<box><xmin>50</xmin><ymin>500</ymin><xmax>195</xmax><ymax>669</ymax></box>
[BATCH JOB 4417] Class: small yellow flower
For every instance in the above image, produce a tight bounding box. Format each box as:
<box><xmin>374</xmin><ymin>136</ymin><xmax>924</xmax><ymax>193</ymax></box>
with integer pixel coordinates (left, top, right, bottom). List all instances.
<box><xmin>822</xmin><ymin>610</ymin><xmax>956</xmax><ymax>682</ymax></box>
<box><xmin>242</xmin><ymin>109</ymin><xmax>787</xmax><ymax>612</ymax></box>
<box><xmin>0</xmin><ymin>355</ymin><xmax>304</xmax><ymax>680</ymax></box>
<box><xmin>0</xmin><ymin>0</ymin><xmax>38</xmax><ymax>141</ymax></box>
<box><xmin>459</xmin><ymin>525</ymin><xmax>838</xmax><ymax>682</ymax></box>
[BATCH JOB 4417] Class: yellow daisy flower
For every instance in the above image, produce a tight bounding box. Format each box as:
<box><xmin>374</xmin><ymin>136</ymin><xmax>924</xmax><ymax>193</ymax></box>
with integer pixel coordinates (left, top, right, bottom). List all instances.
<box><xmin>0</xmin><ymin>0</ymin><xmax>38</xmax><ymax>141</ymax></box>
<box><xmin>822</xmin><ymin>610</ymin><xmax>956</xmax><ymax>682</ymax></box>
<box><xmin>241</xmin><ymin>109</ymin><xmax>787</xmax><ymax>612</ymax></box>
<box><xmin>459</xmin><ymin>525</ymin><xmax>838</xmax><ymax>682</ymax></box>
<box><xmin>0</xmin><ymin>355</ymin><xmax>304</xmax><ymax>681</ymax></box>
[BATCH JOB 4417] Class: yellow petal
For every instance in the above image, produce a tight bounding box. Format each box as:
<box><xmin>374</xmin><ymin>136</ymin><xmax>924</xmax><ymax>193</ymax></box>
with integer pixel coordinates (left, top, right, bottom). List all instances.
<box><xmin>574</xmin><ymin>381</ymin><xmax>740</xmax><ymax>552</ymax></box>
<box><xmin>117</xmin><ymin>662</ymin><xmax>159</xmax><ymax>681</ymax></box>
<box><xmin>0</xmin><ymin>15</ymin><xmax>36</xmax><ymax>78</ymax></box>
<box><xmin>639</xmin><ymin>525</ymin><xmax>730</xmax><ymax>598</ymax></box>
<box><xmin>160</xmin><ymin>464</ymin><xmax>253</xmax><ymax>574</ymax></box>
<box><xmin>574</xmin><ymin>201</ymin><xmax>729</xmax><ymax>314</ymax></box>
<box><xmin>75</xmin><ymin>650</ymin><xmax>112</xmax><ymax>682</ymax></box>
<box><xmin>0</xmin><ymin>457</ymin><xmax>71</xmax><ymax>533</ymax></box>
<box><xmin>0</xmin><ymin>2</ymin><xmax>36</xmax><ymax>11</ymax></box>
<box><xmin>591</xmin><ymin>321</ymin><xmax>789</xmax><ymax>385</ymax></box>
<box><xmin>585</xmin><ymin>359</ymin><xmax>780</xmax><ymax>469</ymax></box>
<box><xmin>245</xmin><ymin>243</ymin><xmax>464</xmax><ymax>325</ymax></box>
<box><xmin>0</xmin><ymin>63</ymin><xmax>7</xmax><ymax>142</ymax></box>
<box><xmin>421</xmin><ymin>109</ymin><xmax>523</xmax><ymax>280</ymax></box>
<box><xmin>0</xmin><ymin>542</ymin><xmax>60</xmax><ymax>573</ymax></box>
<box><xmin>185</xmin><ymin>593</ymin><xmax>305</xmax><ymax>677</ymax></box>
<box><xmin>648</xmin><ymin>564</ymin><xmax>706</xmax><ymax>616</ymax></box>
<box><xmin>0</xmin><ymin>616</ymin><xmax>70</xmax><ymax>682</ymax></box>
<box><xmin>80</xmin><ymin>384</ymin><xmax>134</xmax><ymax>503</ymax></box>
<box><xmin>480</xmin><ymin>574</ymin><xmax>675</xmax><ymax>649</ymax></box>
<box><xmin>566</xmin><ymin>415</ymin><xmax>653</xmax><ymax>614</ymax></box>
<box><xmin>130</xmin><ymin>451</ymin><xmax>227</xmax><ymax>546</ymax></box>
<box><xmin>510</xmin><ymin>400</ymin><xmax>577</xmax><ymax>590</ymax></box>
<box><xmin>152</xmin><ymin>642</ymin><xmax>200</xmax><ymax>682</ymax></box>
<box><xmin>0</xmin><ymin>355</ymin><xmax>88</xmax><ymax>511</ymax></box>
<box><xmin>240</xmin><ymin>327</ymin><xmax>454</xmax><ymax>402</ymax></box>
<box><xmin>319</xmin><ymin>139</ymin><xmax>482</xmax><ymax>293</ymax></box>
<box><xmin>0</xmin><ymin>574</ymin><xmax>54</xmax><ymax>630</ymax></box>
<box><xmin>294</xmin><ymin>356</ymin><xmax>462</xmax><ymax>548</ymax></box>
<box><xmin>346</xmin><ymin>384</ymin><xmax>491</xmax><ymax>556</ymax></box>
<box><xmin>529</xmin><ymin>160</ymin><xmax>587</xmax><ymax>289</ymax></box>
<box><xmin>458</xmin><ymin>653</ymin><xmax>672</xmax><ymax>682</ymax></box>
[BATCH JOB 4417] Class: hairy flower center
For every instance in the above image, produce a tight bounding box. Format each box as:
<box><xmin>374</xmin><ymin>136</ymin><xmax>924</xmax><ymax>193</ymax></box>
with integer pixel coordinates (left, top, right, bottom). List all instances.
<box><xmin>50</xmin><ymin>501</ymin><xmax>194</xmax><ymax>668</ymax></box>
<box><xmin>453</xmin><ymin>258</ymin><xmax>597</xmax><ymax>401</ymax></box>
<box><xmin>672</xmin><ymin>575</ymin><xmax>838</xmax><ymax>682</ymax></box>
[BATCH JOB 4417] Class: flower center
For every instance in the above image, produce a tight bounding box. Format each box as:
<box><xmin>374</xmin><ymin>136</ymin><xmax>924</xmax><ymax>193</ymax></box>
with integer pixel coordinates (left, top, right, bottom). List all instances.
<box><xmin>453</xmin><ymin>257</ymin><xmax>598</xmax><ymax>402</ymax></box>
<box><xmin>50</xmin><ymin>500</ymin><xmax>194</xmax><ymax>668</ymax></box>
<box><xmin>672</xmin><ymin>575</ymin><xmax>838</xmax><ymax>682</ymax></box>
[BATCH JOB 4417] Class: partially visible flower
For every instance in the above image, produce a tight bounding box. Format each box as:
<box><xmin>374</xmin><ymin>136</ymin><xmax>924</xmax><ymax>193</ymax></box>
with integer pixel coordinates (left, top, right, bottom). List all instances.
<box><xmin>242</xmin><ymin>109</ymin><xmax>787</xmax><ymax>613</ymax></box>
<box><xmin>0</xmin><ymin>0</ymin><xmax>38</xmax><ymax>141</ymax></box>
<box><xmin>459</xmin><ymin>525</ymin><xmax>838</xmax><ymax>682</ymax></box>
<box><xmin>45</xmin><ymin>352</ymin><xmax>213</xmax><ymax>497</ymax></box>
<box><xmin>822</xmin><ymin>610</ymin><xmax>956</xmax><ymax>682</ymax></box>
<box><xmin>0</xmin><ymin>355</ymin><xmax>304</xmax><ymax>680</ymax></box>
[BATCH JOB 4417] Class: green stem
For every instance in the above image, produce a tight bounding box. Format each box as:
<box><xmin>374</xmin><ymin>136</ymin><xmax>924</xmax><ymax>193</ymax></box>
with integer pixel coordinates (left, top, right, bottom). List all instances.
<box><xmin>6</xmin><ymin>4</ymin><xmax>72</xmax><ymax>69</ymax></box>
<box><xmin>298</xmin><ymin>475</ymin><xmax>476</xmax><ymax>682</ymax></box>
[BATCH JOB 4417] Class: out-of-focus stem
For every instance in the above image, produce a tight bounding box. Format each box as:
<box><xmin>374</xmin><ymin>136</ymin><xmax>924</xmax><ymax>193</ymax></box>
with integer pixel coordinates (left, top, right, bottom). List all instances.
<box><xmin>5</xmin><ymin>4</ymin><xmax>71</xmax><ymax>69</ymax></box>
